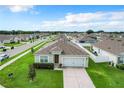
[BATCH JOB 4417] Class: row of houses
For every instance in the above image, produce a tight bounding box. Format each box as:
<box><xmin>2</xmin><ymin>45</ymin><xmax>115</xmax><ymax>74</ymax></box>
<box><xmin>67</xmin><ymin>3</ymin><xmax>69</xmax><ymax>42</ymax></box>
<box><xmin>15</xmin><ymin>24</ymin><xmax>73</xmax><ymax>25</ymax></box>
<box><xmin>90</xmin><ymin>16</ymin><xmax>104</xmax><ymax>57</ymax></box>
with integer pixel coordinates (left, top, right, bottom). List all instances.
<box><xmin>67</xmin><ymin>32</ymin><xmax>124</xmax><ymax>67</ymax></box>
<box><xmin>0</xmin><ymin>34</ymin><xmax>41</xmax><ymax>43</ymax></box>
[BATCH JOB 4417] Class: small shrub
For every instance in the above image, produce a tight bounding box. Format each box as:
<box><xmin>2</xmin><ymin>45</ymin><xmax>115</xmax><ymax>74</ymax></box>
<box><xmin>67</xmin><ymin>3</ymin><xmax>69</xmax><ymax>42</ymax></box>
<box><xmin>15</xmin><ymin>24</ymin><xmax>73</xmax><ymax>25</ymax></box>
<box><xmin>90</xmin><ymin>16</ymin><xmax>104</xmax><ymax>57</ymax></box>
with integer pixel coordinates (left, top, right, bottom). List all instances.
<box><xmin>116</xmin><ymin>64</ymin><xmax>124</xmax><ymax>70</ymax></box>
<box><xmin>33</xmin><ymin>63</ymin><xmax>54</xmax><ymax>70</ymax></box>
<box><xmin>108</xmin><ymin>62</ymin><xmax>111</xmax><ymax>65</ymax></box>
<box><xmin>28</xmin><ymin>64</ymin><xmax>36</xmax><ymax>81</ymax></box>
<box><xmin>59</xmin><ymin>64</ymin><xmax>62</xmax><ymax>68</ymax></box>
<box><xmin>3</xmin><ymin>48</ymin><xmax>7</xmax><ymax>52</ymax></box>
<box><xmin>112</xmin><ymin>63</ymin><xmax>114</xmax><ymax>67</ymax></box>
<box><xmin>11</xmin><ymin>46</ymin><xmax>14</xmax><ymax>49</ymax></box>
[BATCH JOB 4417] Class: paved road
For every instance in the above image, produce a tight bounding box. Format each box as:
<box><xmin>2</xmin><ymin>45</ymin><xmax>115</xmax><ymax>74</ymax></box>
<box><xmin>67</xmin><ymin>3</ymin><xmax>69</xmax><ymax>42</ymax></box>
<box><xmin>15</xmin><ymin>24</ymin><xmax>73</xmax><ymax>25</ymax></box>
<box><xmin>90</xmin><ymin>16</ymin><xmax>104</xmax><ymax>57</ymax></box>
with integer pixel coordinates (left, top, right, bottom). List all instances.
<box><xmin>63</xmin><ymin>68</ymin><xmax>95</xmax><ymax>88</ymax></box>
<box><xmin>3</xmin><ymin>39</ymin><xmax>44</xmax><ymax>57</ymax></box>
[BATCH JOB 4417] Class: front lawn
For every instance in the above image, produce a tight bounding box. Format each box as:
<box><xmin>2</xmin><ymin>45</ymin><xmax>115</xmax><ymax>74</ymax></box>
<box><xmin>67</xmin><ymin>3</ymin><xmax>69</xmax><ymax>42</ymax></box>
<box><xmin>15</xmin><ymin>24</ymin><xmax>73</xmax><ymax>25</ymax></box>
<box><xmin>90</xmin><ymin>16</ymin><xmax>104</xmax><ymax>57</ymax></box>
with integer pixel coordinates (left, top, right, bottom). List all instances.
<box><xmin>0</xmin><ymin>39</ymin><xmax>63</xmax><ymax>88</ymax></box>
<box><xmin>4</xmin><ymin>42</ymin><xmax>24</xmax><ymax>47</ymax></box>
<box><xmin>86</xmin><ymin>58</ymin><xmax>124</xmax><ymax>88</ymax></box>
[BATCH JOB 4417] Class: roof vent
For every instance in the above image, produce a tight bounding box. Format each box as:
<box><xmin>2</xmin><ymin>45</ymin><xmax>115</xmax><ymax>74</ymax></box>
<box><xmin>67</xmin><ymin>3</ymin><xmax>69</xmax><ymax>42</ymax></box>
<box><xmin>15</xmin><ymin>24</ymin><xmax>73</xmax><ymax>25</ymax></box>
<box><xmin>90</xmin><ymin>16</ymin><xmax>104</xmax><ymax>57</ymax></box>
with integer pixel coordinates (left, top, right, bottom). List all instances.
<box><xmin>117</xmin><ymin>39</ymin><xmax>122</xmax><ymax>42</ymax></box>
<box><xmin>111</xmin><ymin>38</ymin><xmax>114</xmax><ymax>40</ymax></box>
<box><xmin>122</xmin><ymin>43</ymin><xmax>124</xmax><ymax>46</ymax></box>
<box><xmin>108</xmin><ymin>47</ymin><xmax>111</xmax><ymax>49</ymax></box>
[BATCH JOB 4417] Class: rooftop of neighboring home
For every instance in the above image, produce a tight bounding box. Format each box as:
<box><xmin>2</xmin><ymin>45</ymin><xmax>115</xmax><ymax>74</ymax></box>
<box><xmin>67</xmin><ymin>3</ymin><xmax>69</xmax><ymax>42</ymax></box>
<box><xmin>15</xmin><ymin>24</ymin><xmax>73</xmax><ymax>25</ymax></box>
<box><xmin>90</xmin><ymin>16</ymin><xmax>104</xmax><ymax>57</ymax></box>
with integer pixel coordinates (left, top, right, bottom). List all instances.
<box><xmin>17</xmin><ymin>34</ymin><xmax>34</xmax><ymax>40</ymax></box>
<box><xmin>93</xmin><ymin>37</ymin><xmax>124</xmax><ymax>56</ymax></box>
<box><xmin>0</xmin><ymin>34</ymin><xmax>15</xmax><ymax>41</ymax></box>
<box><xmin>35</xmin><ymin>35</ymin><xmax>88</xmax><ymax>55</ymax></box>
<box><xmin>77</xmin><ymin>35</ymin><xmax>97</xmax><ymax>41</ymax></box>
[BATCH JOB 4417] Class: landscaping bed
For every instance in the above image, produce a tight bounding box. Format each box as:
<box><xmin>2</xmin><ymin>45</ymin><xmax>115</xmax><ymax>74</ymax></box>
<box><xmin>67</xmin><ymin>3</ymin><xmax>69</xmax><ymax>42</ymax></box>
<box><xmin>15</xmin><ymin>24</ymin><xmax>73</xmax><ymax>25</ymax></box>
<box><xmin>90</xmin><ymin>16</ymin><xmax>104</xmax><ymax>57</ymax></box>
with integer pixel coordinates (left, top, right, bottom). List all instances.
<box><xmin>86</xmin><ymin>58</ymin><xmax>124</xmax><ymax>88</ymax></box>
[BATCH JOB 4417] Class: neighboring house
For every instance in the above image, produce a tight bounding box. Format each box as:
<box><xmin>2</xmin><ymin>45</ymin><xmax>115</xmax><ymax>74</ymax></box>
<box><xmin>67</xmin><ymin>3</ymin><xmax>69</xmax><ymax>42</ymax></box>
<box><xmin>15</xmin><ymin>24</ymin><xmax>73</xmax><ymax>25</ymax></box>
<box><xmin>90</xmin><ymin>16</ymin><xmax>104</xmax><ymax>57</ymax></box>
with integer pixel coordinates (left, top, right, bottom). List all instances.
<box><xmin>35</xmin><ymin>37</ymin><xmax>89</xmax><ymax>68</ymax></box>
<box><xmin>93</xmin><ymin>38</ymin><xmax>124</xmax><ymax>66</ymax></box>
<box><xmin>0</xmin><ymin>35</ymin><xmax>15</xmax><ymax>43</ymax></box>
<box><xmin>17</xmin><ymin>34</ymin><xmax>34</xmax><ymax>41</ymax></box>
<box><xmin>78</xmin><ymin>36</ymin><xmax>97</xmax><ymax>44</ymax></box>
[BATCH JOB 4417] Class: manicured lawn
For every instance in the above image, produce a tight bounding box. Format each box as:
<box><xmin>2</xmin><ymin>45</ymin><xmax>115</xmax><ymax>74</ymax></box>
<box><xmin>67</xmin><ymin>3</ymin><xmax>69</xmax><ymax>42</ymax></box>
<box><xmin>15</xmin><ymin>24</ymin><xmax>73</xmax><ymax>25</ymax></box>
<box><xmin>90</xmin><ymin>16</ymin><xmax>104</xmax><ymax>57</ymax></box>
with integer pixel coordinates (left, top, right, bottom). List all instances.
<box><xmin>84</xmin><ymin>46</ymin><xmax>93</xmax><ymax>53</ymax></box>
<box><xmin>86</xmin><ymin>58</ymin><xmax>124</xmax><ymax>88</ymax></box>
<box><xmin>0</xmin><ymin>38</ymin><xmax>63</xmax><ymax>88</ymax></box>
<box><xmin>4</xmin><ymin>43</ymin><xmax>25</xmax><ymax>47</ymax></box>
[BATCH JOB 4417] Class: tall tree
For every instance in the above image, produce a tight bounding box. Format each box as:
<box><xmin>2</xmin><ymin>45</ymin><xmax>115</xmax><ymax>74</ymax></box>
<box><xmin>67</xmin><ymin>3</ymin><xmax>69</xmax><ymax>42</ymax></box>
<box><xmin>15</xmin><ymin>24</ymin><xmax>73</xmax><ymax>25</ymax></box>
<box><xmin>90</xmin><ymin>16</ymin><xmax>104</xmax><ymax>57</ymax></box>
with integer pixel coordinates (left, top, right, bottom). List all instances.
<box><xmin>86</xmin><ymin>29</ymin><xmax>94</xmax><ymax>34</ymax></box>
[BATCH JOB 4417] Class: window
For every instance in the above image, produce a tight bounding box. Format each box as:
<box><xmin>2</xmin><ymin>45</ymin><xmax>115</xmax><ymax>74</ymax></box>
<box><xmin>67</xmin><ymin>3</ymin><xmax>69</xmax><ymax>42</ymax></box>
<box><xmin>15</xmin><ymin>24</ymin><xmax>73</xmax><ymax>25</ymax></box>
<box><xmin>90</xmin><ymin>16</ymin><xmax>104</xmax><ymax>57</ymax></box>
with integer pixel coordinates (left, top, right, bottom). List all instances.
<box><xmin>118</xmin><ymin>56</ymin><xmax>124</xmax><ymax>64</ymax></box>
<box><xmin>40</xmin><ymin>56</ymin><xmax>48</xmax><ymax>63</ymax></box>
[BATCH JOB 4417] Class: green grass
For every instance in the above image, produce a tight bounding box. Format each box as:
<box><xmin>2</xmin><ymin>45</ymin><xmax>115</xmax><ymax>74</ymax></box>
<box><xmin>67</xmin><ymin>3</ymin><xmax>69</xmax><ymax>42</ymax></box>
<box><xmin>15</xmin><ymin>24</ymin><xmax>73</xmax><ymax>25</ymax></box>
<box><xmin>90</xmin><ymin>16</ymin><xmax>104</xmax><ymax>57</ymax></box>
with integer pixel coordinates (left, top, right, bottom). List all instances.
<box><xmin>84</xmin><ymin>46</ymin><xmax>93</xmax><ymax>52</ymax></box>
<box><xmin>0</xmin><ymin>37</ymin><xmax>63</xmax><ymax>88</ymax></box>
<box><xmin>86</xmin><ymin>58</ymin><xmax>124</xmax><ymax>88</ymax></box>
<box><xmin>4</xmin><ymin>43</ymin><xmax>25</xmax><ymax>47</ymax></box>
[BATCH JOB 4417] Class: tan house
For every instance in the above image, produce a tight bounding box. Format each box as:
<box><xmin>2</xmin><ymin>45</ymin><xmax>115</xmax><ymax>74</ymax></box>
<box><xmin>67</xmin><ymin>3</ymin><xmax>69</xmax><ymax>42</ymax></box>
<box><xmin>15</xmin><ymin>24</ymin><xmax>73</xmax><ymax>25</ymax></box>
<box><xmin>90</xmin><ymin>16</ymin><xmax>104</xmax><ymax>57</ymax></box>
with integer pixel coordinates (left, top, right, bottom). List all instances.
<box><xmin>93</xmin><ymin>38</ymin><xmax>124</xmax><ymax>66</ymax></box>
<box><xmin>35</xmin><ymin>37</ymin><xmax>89</xmax><ymax>67</ymax></box>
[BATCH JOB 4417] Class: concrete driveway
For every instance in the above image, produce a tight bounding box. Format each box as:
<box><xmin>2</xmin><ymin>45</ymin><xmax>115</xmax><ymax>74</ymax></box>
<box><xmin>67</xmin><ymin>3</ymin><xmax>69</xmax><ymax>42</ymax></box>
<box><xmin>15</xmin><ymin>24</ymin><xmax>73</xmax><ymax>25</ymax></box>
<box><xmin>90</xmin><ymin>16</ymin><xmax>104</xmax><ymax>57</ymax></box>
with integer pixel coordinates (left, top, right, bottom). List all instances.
<box><xmin>63</xmin><ymin>68</ymin><xmax>95</xmax><ymax>88</ymax></box>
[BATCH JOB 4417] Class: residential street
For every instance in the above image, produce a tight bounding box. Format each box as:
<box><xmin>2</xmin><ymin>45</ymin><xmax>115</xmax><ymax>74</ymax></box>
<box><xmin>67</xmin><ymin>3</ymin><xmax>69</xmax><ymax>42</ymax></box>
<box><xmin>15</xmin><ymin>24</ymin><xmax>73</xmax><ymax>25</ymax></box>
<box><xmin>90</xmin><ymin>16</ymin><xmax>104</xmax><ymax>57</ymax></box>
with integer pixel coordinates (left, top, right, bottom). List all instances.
<box><xmin>3</xmin><ymin>39</ymin><xmax>44</xmax><ymax>57</ymax></box>
<box><xmin>63</xmin><ymin>68</ymin><xmax>95</xmax><ymax>88</ymax></box>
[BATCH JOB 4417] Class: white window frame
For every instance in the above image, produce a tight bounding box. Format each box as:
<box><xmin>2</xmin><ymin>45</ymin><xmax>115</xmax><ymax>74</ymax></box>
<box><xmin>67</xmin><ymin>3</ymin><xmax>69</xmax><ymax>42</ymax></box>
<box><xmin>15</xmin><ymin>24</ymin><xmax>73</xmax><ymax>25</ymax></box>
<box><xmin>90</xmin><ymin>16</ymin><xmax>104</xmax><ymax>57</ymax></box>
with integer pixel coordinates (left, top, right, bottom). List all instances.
<box><xmin>40</xmin><ymin>55</ymin><xmax>49</xmax><ymax>63</ymax></box>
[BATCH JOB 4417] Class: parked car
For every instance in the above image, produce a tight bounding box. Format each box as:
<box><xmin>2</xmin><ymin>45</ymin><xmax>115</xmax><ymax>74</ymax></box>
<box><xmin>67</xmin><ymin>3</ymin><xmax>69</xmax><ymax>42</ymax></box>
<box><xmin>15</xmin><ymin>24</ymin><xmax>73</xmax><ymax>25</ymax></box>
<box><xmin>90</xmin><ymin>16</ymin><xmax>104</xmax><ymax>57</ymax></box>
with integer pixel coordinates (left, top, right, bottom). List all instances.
<box><xmin>0</xmin><ymin>54</ymin><xmax>9</xmax><ymax>62</ymax></box>
<box><xmin>0</xmin><ymin>46</ymin><xmax>5</xmax><ymax>49</ymax></box>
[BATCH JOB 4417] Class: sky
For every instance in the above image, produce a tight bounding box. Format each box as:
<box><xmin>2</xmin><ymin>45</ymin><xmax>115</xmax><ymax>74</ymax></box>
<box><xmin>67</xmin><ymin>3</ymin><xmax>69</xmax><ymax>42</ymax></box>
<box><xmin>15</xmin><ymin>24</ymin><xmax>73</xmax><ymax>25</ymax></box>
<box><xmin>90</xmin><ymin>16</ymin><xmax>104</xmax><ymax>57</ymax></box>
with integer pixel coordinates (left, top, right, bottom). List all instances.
<box><xmin>0</xmin><ymin>5</ymin><xmax>124</xmax><ymax>32</ymax></box>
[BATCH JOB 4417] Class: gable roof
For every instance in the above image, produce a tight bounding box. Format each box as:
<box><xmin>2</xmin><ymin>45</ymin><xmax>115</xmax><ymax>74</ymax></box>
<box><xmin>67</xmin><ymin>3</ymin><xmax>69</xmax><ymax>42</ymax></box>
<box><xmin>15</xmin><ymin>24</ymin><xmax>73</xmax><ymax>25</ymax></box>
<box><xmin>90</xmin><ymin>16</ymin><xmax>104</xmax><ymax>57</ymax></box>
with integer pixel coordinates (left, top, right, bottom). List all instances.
<box><xmin>36</xmin><ymin>37</ymin><xmax>88</xmax><ymax>55</ymax></box>
<box><xmin>0</xmin><ymin>35</ymin><xmax>15</xmax><ymax>41</ymax></box>
<box><xmin>93</xmin><ymin>38</ymin><xmax>124</xmax><ymax>55</ymax></box>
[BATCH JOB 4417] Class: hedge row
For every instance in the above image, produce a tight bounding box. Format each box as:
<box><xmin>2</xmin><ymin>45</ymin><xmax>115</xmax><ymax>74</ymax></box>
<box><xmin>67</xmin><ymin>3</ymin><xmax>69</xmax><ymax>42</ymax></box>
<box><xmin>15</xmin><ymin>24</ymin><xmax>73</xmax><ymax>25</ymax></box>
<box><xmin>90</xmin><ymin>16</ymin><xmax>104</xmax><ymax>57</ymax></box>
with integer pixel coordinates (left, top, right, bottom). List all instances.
<box><xmin>116</xmin><ymin>64</ymin><xmax>124</xmax><ymax>70</ymax></box>
<box><xmin>33</xmin><ymin>63</ymin><xmax>54</xmax><ymax>70</ymax></box>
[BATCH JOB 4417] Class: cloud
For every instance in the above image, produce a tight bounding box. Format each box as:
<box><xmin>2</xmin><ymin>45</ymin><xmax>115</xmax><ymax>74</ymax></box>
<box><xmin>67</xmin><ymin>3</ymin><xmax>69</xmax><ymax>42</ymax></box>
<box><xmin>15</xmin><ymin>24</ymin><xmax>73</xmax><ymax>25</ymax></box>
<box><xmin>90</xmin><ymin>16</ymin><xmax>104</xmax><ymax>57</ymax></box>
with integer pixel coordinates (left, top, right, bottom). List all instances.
<box><xmin>40</xmin><ymin>11</ymin><xmax>124</xmax><ymax>31</ymax></box>
<box><xmin>8</xmin><ymin>5</ymin><xmax>33</xmax><ymax>12</ymax></box>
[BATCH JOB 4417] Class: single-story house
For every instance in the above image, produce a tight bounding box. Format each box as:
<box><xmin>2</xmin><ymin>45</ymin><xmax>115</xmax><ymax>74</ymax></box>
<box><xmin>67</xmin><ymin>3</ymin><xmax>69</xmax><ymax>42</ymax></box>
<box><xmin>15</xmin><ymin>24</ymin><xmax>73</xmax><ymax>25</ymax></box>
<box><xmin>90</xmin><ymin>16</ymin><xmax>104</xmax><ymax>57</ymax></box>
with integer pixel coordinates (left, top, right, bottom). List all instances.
<box><xmin>77</xmin><ymin>35</ymin><xmax>97</xmax><ymax>44</ymax></box>
<box><xmin>17</xmin><ymin>34</ymin><xmax>34</xmax><ymax>41</ymax></box>
<box><xmin>35</xmin><ymin>37</ymin><xmax>89</xmax><ymax>68</ymax></box>
<box><xmin>0</xmin><ymin>35</ymin><xmax>16</xmax><ymax>43</ymax></box>
<box><xmin>93</xmin><ymin>38</ymin><xmax>124</xmax><ymax>66</ymax></box>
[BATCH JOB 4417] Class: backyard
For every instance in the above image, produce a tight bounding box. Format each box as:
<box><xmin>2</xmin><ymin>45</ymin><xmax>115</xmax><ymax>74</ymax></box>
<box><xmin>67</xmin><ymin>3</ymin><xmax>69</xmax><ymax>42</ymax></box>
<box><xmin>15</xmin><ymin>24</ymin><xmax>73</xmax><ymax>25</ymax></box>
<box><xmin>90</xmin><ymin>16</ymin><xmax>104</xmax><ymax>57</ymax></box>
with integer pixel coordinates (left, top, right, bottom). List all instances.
<box><xmin>0</xmin><ymin>38</ymin><xmax>63</xmax><ymax>88</ymax></box>
<box><xmin>86</xmin><ymin>58</ymin><xmax>124</xmax><ymax>88</ymax></box>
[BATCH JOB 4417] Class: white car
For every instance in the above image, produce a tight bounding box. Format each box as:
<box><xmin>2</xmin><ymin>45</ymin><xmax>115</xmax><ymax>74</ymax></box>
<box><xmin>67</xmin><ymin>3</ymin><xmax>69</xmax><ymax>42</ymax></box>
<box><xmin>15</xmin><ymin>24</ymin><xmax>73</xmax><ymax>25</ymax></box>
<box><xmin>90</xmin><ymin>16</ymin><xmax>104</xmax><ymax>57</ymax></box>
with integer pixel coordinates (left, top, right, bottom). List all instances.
<box><xmin>0</xmin><ymin>54</ymin><xmax>9</xmax><ymax>62</ymax></box>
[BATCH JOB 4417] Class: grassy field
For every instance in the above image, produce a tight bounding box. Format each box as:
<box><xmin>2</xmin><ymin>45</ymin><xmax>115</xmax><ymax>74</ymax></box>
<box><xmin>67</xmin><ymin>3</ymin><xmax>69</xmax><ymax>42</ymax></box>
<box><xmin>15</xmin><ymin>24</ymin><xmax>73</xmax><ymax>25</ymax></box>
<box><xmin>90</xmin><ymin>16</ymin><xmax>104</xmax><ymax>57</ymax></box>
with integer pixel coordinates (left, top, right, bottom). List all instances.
<box><xmin>86</xmin><ymin>58</ymin><xmax>124</xmax><ymax>88</ymax></box>
<box><xmin>0</xmin><ymin>38</ymin><xmax>63</xmax><ymax>88</ymax></box>
<box><xmin>4</xmin><ymin>43</ymin><xmax>25</xmax><ymax>47</ymax></box>
<box><xmin>84</xmin><ymin>46</ymin><xmax>93</xmax><ymax>52</ymax></box>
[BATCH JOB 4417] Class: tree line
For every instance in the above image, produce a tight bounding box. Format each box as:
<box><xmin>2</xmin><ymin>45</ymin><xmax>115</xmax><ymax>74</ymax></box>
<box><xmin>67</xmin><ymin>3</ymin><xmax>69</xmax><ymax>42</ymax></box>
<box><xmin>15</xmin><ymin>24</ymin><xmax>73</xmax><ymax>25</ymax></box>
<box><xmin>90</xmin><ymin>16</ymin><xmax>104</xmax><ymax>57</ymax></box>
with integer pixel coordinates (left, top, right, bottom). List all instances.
<box><xmin>0</xmin><ymin>30</ymin><xmax>123</xmax><ymax>35</ymax></box>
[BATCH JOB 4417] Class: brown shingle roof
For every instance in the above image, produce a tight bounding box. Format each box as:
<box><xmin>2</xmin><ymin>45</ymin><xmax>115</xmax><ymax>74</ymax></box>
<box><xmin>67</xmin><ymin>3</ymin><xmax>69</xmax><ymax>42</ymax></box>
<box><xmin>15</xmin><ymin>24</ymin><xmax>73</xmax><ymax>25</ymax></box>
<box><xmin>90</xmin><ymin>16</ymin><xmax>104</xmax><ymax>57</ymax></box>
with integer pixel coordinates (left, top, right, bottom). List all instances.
<box><xmin>93</xmin><ymin>38</ymin><xmax>124</xmax><ymax>55</ymax></box>
<box><xmin>36</xmin><ymin>38</ymin><xmax>88</xmax><ymax>55</ymax></box>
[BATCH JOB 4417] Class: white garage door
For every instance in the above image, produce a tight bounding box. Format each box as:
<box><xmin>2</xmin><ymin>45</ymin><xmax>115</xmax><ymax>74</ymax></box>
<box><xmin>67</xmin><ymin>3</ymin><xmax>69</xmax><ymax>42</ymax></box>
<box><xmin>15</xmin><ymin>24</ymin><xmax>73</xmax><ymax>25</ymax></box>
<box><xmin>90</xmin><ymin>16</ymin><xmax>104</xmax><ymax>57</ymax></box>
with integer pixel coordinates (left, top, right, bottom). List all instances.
<box><xmin>62</xmin><ymin>57</ymin><xmax>87</xmax><ymax>67</ymax></box>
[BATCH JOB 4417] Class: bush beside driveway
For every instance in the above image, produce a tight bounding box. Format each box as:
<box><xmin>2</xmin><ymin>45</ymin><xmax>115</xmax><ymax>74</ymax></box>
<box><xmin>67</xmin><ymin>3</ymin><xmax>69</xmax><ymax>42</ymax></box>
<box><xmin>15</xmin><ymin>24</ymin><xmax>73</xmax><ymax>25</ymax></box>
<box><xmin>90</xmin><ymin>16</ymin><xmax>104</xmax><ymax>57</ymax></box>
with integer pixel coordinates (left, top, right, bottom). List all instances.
<box><xmin>86</xmin><ymin>58</ymin><xmax>124</xmax><ymax>88</ymax></box>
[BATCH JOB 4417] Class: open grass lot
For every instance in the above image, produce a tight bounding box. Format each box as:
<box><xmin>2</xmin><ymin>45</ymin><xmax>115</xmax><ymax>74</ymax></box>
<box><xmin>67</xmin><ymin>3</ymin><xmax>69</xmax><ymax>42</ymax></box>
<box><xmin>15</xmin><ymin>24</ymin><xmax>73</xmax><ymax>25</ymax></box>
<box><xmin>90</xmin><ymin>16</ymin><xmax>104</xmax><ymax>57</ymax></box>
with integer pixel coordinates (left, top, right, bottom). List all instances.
<box><xmin>4</xmin><ymin>43</ymin><xmax>25</xmax><ymax>47</ymax></box>
<box><xmin>0</xmin><ymin>39</ymin><xmax>63</xmax><ymax>88</ymax></box>
<box><xmin>86</xmin><ymin>58</ymin><xmax>124</xmax><ymax>88</ymax></box>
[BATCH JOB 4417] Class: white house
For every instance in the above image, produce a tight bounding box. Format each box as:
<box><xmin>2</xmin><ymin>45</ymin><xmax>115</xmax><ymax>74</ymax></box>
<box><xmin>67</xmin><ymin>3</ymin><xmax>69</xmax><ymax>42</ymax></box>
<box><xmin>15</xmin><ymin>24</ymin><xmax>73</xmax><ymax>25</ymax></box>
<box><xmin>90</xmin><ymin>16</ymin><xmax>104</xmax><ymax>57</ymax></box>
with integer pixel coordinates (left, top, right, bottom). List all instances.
<box><xmin>93</xmin><ymin>38</ymin><xmax>124</xmax><ymax>66</ymax></box>
<box><xmin>35</xmin><ymin>37</ymin><xmax>89</xmax><ymax>68</ymax></box>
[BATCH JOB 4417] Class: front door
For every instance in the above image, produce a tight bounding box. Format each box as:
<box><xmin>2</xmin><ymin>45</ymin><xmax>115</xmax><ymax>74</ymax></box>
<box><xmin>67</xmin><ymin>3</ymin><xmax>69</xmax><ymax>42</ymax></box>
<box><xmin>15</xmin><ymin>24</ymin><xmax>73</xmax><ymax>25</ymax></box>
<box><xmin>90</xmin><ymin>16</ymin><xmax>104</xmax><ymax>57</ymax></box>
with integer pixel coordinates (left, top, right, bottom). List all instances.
<box><xmin>54</xmin><ymin>55</ymin><xmax>59</xmax><ymax>63</ymax></box>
